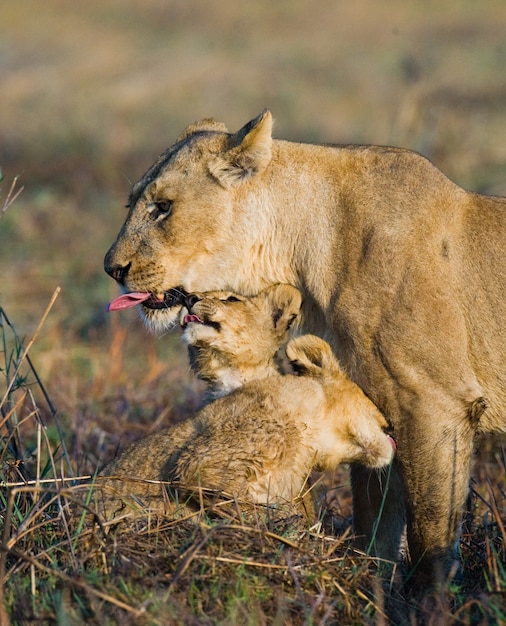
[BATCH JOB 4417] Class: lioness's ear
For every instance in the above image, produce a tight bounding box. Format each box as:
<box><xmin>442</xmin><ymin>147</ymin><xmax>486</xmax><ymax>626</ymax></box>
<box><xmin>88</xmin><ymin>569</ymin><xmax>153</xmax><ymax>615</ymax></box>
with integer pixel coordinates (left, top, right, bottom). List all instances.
<box><xmin>286</xmin><ymin>335</ymin><xmax>336</xmax><ymax>377</ymax></box>
<box><xmin>208</xmin><ymin>109</ymin><xmax>273</xmax><ymax>188</ymax></box>
<box><xmin>263</xmin><ymin>284</ymin><xmax>302</xmax><ymax>333</ymax></box>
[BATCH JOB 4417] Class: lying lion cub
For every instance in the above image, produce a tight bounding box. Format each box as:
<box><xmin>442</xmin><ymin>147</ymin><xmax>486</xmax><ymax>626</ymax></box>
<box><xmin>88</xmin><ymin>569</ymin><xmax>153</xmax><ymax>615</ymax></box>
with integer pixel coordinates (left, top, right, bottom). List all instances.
<box><xmin>98</xmin><ymin>284</ymin><xmax>394</xmax><ymax>518</ymax></box>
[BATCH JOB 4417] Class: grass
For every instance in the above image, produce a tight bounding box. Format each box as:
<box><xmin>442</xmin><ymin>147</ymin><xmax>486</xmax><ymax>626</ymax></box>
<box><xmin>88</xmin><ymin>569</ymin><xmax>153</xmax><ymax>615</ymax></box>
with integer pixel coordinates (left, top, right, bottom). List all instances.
<box><xmin>0</xmin><ymin>277</ymin><xmax>506</xmax><ymax>625</ymax></box>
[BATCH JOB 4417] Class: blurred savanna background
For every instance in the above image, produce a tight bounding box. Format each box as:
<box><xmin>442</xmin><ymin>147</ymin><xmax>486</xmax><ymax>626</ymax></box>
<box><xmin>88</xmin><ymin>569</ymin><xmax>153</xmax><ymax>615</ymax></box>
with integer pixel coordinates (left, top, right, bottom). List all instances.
<box><xmin>1</xmin><ymin>0</ymin><xmax>506</xmax><ymax>623</ymax></box>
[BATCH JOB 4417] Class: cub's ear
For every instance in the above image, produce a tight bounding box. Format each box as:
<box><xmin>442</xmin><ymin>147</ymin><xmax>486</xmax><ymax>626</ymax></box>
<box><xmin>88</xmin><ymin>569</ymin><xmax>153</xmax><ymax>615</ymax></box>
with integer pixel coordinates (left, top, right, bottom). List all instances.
<box><xmin>286</xmin><ymin>335</ymin><xmax>336</xmax><ymax>377</ymax></box>
<box><xmin>176</xmin><ymin>118</ymin><xmax>229</xmax><ymax>143</ymax></box>
<box><xmin>262</xmin><ymin>284</ymin><xmax>302</xmax><ymax>333</ymax></box>
<box><xmin>208</xmin><ymin>109</ymin><xmax>273</xmax><ymax>188</ymax></box>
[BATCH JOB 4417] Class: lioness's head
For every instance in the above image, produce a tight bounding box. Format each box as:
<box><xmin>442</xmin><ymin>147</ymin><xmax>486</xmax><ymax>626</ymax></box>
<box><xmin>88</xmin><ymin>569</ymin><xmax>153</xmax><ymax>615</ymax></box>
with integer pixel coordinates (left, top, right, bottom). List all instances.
<box><xmin>104</xmin><ymin>110</ymin><xmax>285</xmax><ymax>333</ymax></box>
<box><xmin>180</xmin><ymin>284</ymin><xmax>302</xmax><ymax>397</ymax></box>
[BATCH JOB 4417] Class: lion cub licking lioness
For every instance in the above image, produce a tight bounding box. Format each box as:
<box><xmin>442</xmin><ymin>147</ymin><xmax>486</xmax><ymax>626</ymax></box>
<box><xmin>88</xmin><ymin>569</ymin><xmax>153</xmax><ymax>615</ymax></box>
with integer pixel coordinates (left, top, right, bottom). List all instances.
<box><xmin>98</xmin><ymin>284</ymin><xmax>394</xmax><ymax>519</ymax></box>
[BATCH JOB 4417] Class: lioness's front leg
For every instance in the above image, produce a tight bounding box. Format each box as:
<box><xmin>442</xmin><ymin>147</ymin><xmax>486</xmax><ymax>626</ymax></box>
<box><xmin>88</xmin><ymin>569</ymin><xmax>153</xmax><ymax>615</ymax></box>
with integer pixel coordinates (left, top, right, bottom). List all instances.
<box><xmin>400</xmin><ymin>416</ymin><xmax>475</xmax><ymax>584</ymax></box>
<box><xmin>351</xmin><ymin>458</ymin><xmax>406</xmax><ymax>562</ymax></box>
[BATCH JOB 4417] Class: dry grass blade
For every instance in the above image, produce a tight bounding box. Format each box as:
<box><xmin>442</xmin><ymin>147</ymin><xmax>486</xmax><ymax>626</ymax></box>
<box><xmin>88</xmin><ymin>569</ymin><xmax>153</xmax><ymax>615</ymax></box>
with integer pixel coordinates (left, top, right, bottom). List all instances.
<box><xmin>0</xmin><ymin>287</ymin><xmax>61</xmax><ymax>409</ymax></box>
<box><xmin>0</xmin><ymin>391</ymin><xmax>28</xmax><ymax>433</ymax></box>
<box><xmin>485</xmin><ymin>479</ymin><xmax>506</xmax><ymax>546</ymax></box>
<box><xmin>0</xmin><ymin>174</ymin><xmax>24</xmax><ymax>217</ymax></box>
<box><xmin>193</xmin><ymin>554</ymin><xmax>289</xmax><ymax>570</ymax></box>
<box><xmin>1</xmin><ymin>476</ymin><xmax>91</xmax><ymax>488</ymax></box>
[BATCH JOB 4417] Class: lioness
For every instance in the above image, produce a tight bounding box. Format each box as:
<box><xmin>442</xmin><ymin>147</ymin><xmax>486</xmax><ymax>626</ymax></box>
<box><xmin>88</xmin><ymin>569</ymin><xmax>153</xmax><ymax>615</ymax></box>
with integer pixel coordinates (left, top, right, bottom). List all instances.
<box><xmin>100</xmin><ymin>286</ymin><xmax>394</xmax><ymax>518</ymax></box>
<box><xmin>104</xmin><ymin>109</ymin><xmax>506</xmax><ymax>583</ymax></box>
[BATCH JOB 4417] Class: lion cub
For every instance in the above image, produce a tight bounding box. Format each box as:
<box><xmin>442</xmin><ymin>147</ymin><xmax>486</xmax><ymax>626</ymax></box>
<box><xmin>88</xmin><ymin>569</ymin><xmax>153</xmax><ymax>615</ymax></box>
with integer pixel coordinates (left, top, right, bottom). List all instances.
<box><xmin>181</xmin><ymin>284</ymin><xmax>302</xmax><ymax>399</ymax></box>
<box><xmin>98</xmin><ymin>285</ymin><xmax>394</xmax><ymax>518</ymax></box>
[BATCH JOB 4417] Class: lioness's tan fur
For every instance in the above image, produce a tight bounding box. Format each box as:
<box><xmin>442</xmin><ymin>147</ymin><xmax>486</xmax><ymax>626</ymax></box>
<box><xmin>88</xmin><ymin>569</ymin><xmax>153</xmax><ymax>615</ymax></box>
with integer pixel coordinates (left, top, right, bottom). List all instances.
<box><xmin>99</xmin><ymin>286</ymin><xmax>394</xmax><ymax>519</ymax></box>
<box><xmin>105</xmin><ymin>110</ymin><xmax>506</xmax><ymax>581</ymax></box>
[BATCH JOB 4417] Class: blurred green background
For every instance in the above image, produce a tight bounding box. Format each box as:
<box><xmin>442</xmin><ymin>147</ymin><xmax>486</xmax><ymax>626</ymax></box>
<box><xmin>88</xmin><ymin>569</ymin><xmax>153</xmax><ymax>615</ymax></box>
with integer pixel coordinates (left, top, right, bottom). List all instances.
<box><xmin>1</xmin><ymin>0</ymin><xmax>505</xmax><ymax>460</ymax></box>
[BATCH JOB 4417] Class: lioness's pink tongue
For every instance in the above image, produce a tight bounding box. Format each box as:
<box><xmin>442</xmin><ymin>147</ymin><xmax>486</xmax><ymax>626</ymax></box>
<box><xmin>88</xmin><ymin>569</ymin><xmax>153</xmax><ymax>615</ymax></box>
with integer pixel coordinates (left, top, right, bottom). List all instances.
<box><xmin>107</xmin><ymin>292</ymin><xmax>152</xmax><ymax>311</ymax></box>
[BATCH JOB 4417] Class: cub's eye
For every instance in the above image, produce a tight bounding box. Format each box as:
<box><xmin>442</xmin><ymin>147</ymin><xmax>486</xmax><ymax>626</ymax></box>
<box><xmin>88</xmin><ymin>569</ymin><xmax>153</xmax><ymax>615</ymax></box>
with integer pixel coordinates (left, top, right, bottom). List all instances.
<box><xmin>151</xmin><ymin>200</ymin><xmax>173</xmax><ymax>220</ymax></box>
<box><xmin>225</xmin><ymin>295</ymin><xmax>241</xmax><ymax>302</ymax></box>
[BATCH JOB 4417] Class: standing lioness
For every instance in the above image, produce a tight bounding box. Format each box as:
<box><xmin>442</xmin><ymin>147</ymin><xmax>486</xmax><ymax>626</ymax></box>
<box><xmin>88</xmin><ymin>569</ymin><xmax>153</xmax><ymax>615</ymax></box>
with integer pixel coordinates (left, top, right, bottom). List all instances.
<box><xmin>104</xmin><ymin>109</ymin><xmax>506</xmax><ymax>584</ymax></box>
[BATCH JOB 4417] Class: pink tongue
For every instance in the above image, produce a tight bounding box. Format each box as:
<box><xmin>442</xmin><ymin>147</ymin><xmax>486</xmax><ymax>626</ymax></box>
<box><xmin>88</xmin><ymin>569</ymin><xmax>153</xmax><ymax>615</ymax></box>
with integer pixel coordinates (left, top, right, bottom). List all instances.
<box><xmin>107</xmin><ymin>292</ymin><xmax>152</xmax><ymax>311</ymax></box>
<box><xmin>388</xmin><ymin>435</ymin><xmax>397</xmax><ymax>454</ymax></box>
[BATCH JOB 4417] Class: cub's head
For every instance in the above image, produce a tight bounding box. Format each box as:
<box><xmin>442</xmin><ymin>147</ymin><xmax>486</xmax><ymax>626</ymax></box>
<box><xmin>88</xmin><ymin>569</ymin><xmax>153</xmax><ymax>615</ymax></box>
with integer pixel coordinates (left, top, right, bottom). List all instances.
<box><xmin>181</xmin><ymin>284</ymin><xmax>302</xmax><ymax>397</ymax></box>
<box><xmin>104</xmin><ymin>110</ymin><xmax>278</xmax><ymax>332</ymax></box>
<box><xmin>286</xmin><ymin>335</ymin><xmax>395</xmax><ymax>470</ymax></box>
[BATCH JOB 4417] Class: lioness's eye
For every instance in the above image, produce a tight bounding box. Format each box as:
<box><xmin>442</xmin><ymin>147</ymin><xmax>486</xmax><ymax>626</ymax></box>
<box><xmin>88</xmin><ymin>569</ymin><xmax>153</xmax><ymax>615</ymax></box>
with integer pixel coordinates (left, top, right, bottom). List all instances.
<box><xmin>151</xmin><ymin>200</ymin><xmax>173</xmax><ymax>220</ymax></box>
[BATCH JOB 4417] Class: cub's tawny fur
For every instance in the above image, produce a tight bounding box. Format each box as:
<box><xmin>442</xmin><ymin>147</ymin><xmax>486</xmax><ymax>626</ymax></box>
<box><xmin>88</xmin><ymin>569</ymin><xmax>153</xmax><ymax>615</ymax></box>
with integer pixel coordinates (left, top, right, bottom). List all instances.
<box><xmin>99</xmin><ymin>286</ymin><xmax>394</xmax><ymax>519</ymax></box>
<box><xmin>105</xmin><ymin>110</ymin><xmax>506</xmax><ymax>582</ymax></box>
<box><xmin>181</xmin><ymin>284</ymin><xmax>301</xmax><ymax>399</ymax></box>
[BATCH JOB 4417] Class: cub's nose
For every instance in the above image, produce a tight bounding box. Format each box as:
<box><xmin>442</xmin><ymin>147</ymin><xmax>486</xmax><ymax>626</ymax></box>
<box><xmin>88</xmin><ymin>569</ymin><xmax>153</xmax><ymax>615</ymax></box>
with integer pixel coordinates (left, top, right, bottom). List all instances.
<box><xmin>184</xmin><ymin>294</ymin><xmax>201</xmax><ymax>310</ymax></box>
<box><xmin>104</xmin><ymin>259</ymin><xmax>131</xmax><ymax>285</ymax></box>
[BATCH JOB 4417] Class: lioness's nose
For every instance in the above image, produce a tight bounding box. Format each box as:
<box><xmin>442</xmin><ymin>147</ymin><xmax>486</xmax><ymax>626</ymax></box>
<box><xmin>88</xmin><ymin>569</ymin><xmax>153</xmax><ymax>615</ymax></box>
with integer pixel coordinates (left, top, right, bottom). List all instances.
<box><xmin>104</xmin><ymin>255</ymin><xmax>131</xmax><ymax>285</ymax></box>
